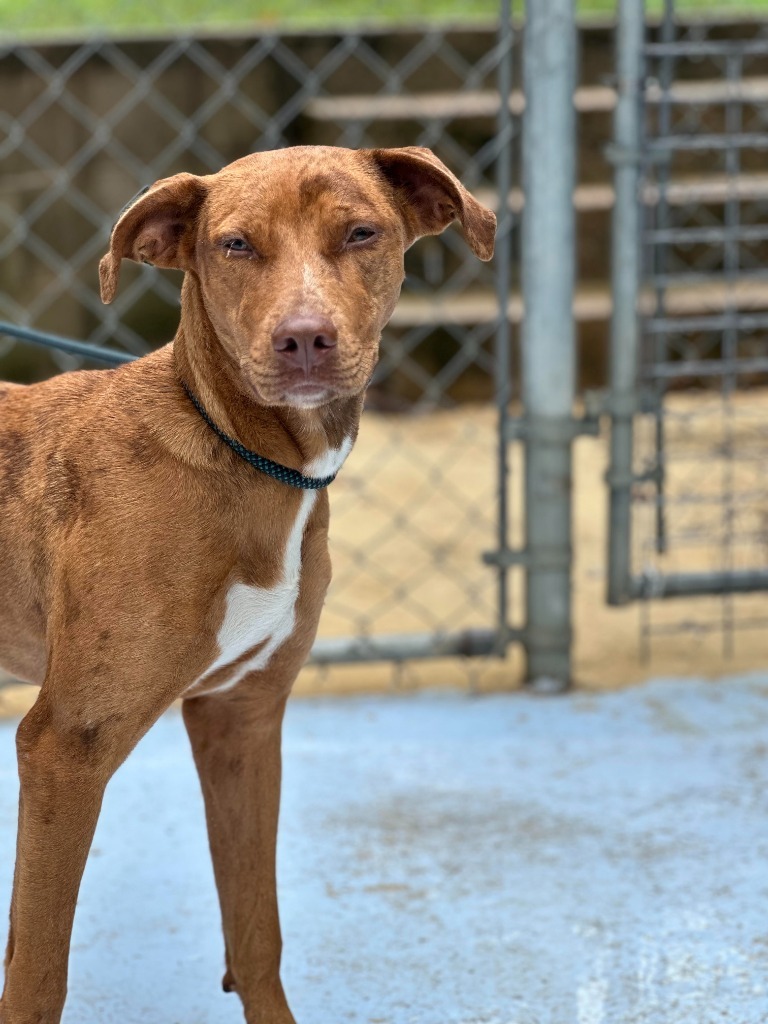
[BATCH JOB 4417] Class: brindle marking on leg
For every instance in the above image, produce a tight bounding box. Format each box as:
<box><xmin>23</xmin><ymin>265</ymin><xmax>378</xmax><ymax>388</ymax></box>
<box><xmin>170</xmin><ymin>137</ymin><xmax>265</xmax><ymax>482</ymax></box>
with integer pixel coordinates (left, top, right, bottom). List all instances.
<box><xmin>78</xmin><ymin>723</ymin><xmax>101</xmax><ymax>749</ymax></box>
<box><xmin>61</xmin><ymin>579</ymin><xmax>82</xmax><ymax>628</ymax></box>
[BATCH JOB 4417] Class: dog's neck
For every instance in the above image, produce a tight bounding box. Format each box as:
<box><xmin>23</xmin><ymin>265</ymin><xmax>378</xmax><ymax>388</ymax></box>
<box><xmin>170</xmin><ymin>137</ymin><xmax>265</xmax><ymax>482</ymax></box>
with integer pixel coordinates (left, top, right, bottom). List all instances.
<box><xmin>172</xmin><ymin>276</ymin><xmax>364</xmax><ymax>473</ymax></box>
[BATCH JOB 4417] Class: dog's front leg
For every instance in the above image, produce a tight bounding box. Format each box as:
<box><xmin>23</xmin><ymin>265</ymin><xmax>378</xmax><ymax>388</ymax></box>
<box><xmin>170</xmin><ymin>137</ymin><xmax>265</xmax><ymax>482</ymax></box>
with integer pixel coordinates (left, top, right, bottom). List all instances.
<box><xmin>1</xmin><ymin>682</ymin><xmax>168</xmax><ymax>1024</ymax></box>
<box><xmin>183</xmin><ymin>688</ymin><xmax>296</xmax><ymax>1024</ymax></box>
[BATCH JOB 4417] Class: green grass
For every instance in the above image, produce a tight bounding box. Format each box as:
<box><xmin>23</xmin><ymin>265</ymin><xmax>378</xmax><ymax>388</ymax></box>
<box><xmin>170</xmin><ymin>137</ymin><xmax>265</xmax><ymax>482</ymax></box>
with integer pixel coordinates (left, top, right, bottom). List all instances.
<box><xmin>1</xmin><ymin>0</ymin><xmax>766</xmax><ymax>38</ymax></box>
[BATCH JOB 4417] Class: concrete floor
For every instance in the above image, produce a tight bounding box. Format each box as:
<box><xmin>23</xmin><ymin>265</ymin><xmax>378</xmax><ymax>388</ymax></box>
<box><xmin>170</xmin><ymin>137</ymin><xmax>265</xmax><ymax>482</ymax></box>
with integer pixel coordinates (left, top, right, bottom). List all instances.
<box><xmin>1</xmin><ymin>677</ymin><xmax>768</xmax><ymax>1024</ymax></box>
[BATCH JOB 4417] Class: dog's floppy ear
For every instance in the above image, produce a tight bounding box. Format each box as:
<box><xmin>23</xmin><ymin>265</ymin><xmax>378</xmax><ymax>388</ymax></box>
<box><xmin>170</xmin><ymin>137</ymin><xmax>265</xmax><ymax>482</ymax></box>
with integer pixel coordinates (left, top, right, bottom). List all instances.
<box><xmin>99</xmin><ymin>173</ymin><xmax>208</xmax><ymax>304</ymax></box>
<box><xmin>368</xmin><ymin>146</ymin><xmax>496</xmax><ymax>261</ymax></box>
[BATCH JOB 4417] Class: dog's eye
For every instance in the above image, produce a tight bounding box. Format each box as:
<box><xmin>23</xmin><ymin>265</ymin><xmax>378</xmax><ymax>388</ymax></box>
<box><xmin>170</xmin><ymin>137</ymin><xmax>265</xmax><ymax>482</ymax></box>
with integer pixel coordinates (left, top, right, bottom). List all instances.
<box><xmin>346</xmin><ymin>226</ymin><xmax>377</xmax><ymax>246</ymax></box>
<box><xmin>223</xmin><ymin>237</ymin><xmax>252</xmax><ymax>255</ymax></box>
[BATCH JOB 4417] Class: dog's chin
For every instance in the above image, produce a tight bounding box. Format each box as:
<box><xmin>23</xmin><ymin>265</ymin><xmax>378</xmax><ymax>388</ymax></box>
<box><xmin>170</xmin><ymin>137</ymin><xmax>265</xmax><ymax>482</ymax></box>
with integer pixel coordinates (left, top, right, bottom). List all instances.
<box><xmin>239</xmin><ymin>373</ymin><xmax>320</xmax><ymax>409</ymax></box>
<box><xmin>280</xmin><ymin>384</ymin><xmax>334</xmax><ymax>410</ymax></box>
<box><xmin>243</xmin><ymin>379</ymin><xmax>337</xmax><ymax>409</ymax></box>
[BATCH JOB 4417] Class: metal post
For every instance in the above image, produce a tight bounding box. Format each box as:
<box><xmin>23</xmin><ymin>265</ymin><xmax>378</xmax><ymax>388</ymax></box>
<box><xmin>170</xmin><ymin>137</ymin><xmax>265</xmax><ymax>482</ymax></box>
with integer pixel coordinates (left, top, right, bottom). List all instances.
<box><xmin>606</xmin><ymin>0</ymin><xmax>645</xmax><ymax>605</ymax></box>
<box><xmin>494</xmin><ymin>0</ymin><xmax>514</xmax><ymax>653</ymax></box>
<box><xmin>521</xmin><ymin>0</ymin><xmax>577</xmax><ymax>689</ymax></box>
<box><xmin>651</xmin><ymin>0</ymin><xmax>675</xmax><ymax>558</ymax></box>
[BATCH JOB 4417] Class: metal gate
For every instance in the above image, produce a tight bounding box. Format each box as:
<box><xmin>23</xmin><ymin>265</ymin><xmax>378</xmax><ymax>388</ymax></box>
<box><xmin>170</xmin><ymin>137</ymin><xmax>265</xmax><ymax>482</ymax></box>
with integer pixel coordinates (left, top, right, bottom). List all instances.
<box><xmin>606</xmin><ymin>0</ymin><xmax>768</xmax><ymax>653</ymax></box>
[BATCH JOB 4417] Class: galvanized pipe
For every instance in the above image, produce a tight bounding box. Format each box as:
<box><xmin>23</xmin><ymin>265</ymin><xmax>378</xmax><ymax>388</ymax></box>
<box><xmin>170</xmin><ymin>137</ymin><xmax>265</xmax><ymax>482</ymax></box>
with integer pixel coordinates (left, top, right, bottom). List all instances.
<box><xmin>0</xmin><ymin>321</ymin><xmax>135</xmax><ymax>365</ymax></box>
<box><xmin>651</xmin><ymin>0</ymin><xmax>674</xmax><ymax>558</ymax></box>
<box><xmin>648</xmin><ymin>132</ymin><xmax>768</xmax><ymax>151</ymax></box>
<box><xmin>634</xmin><ymin>569</ymin><xmax>768</xmax><ymax>600</ymax></box>
<box><xmin>645</xmin><ymin>311</ymin><xmax>768</xmax><ymax>334</ymax></box>
<box><xmin>646</xmin><ymin>38</ymin><xmax>768</xmax><ymax>56</ymax></box>
<box><xmin>607</xmin><ymin>0</ymin><xmax>645</xmax><ymax>605</ymax></box>
<box><xmin>644</xmin><ymin>355</ymin><xmax>768</xmax><ymax>379</ymax></box>
<box><xmin>494</xmin><ymin>0</ymin><xmax>515</xmax><ymax>654</ymax></box>
<box><xmin>309</xmin><ymin>628</ymin><xmax>523</xmax><ymax>665</ymax></box>
<box><xmin>521</xmin><ymin>0</ymin><xmax>577</xmax><ymax>688</ymax></box>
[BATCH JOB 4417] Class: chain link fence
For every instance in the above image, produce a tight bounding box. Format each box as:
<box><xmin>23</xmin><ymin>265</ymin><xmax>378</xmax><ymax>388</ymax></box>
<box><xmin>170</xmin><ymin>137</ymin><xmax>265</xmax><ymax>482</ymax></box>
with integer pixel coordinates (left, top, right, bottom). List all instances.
<box><xmin>0</xmin><ymin>11</ymin><xmax>520</xmax><ymax>692</ymax></box>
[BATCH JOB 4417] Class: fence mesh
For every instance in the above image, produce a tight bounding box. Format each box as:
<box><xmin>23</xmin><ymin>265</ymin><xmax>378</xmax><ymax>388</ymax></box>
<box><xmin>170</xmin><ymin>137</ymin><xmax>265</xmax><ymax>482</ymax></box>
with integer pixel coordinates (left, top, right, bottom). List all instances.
<box><xmin>632</xmin><ymin>14</ymin><xmax>768</xmax><ymax>660</ymax></box>
<box><xmin>0</xmin><ymin>17</ymin><xmax>517</xmax><ymax>691</ymax></box>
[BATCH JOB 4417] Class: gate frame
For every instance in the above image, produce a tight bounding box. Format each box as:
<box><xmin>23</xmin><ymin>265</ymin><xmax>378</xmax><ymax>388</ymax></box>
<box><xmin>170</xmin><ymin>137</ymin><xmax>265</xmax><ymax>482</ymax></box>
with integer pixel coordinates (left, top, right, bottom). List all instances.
<box><xmin>606</xmin><ymin>0</ymin><xmax>768</xmax><ymax>605</ymax></box>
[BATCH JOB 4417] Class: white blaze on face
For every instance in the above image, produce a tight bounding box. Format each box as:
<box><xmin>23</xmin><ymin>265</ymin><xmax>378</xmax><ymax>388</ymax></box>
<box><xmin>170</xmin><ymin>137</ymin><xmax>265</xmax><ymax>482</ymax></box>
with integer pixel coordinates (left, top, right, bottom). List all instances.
<box><xmin>188</xmin><ymin>437</ymin><xmax>353</xmax><ymax>697</ymax></box>
<box><xmin>301</xmin><ymin>262</ymin><xmax>324</xmax><ymax>308</ymax></box>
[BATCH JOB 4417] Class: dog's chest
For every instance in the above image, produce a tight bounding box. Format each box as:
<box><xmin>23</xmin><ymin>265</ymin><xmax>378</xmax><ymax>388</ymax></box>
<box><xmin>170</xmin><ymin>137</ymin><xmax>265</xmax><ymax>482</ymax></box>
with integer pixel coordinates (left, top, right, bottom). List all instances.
<box><xmin>188</xmin><ymin>439</ymin><xmax>351</xmax><ymax>696</ymax></box>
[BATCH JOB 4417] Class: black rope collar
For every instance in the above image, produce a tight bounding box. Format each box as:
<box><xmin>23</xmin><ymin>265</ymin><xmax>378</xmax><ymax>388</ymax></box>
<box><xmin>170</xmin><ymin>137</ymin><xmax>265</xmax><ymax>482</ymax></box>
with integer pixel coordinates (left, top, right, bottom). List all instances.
<box><xmin>181</xmin><ymin>382</ymin><xmax>338</xmax><ymax>491</ymax></box>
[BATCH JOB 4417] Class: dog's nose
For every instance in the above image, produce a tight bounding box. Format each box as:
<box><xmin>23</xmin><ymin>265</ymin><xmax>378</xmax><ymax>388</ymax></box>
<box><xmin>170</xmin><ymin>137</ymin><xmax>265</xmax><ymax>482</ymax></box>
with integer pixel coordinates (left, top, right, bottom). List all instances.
<box><xmin>272</xmin><ymin>316</ymin><xmax>338</xmax><ymax>374</ymax></box>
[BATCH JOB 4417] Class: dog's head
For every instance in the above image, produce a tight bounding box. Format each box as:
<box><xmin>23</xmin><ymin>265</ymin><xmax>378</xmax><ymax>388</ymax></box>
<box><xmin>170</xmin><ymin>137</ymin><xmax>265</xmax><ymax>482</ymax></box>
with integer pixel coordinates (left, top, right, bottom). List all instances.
<box><xmin>100</xmin><ymin>146</ymin><xmax>496</xmax><ymax>409</ymax></box>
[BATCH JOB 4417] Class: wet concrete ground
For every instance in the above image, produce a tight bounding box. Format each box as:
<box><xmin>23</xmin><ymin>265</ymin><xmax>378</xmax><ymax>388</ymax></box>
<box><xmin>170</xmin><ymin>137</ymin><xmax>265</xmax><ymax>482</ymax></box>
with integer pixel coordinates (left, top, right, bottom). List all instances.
<box><xmin>1</xmin><ymin>677</ymin><xmax>767</xmax><ymax>1024</ymax></box>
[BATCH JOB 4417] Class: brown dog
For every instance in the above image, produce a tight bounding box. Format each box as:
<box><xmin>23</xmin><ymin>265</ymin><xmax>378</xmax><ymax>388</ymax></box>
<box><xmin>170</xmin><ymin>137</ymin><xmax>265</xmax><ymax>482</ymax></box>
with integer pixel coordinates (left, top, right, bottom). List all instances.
<box><xmin>0</xmin><ymin>145</ymin><xmax>494</xmax><ymax>1024</ymax></box>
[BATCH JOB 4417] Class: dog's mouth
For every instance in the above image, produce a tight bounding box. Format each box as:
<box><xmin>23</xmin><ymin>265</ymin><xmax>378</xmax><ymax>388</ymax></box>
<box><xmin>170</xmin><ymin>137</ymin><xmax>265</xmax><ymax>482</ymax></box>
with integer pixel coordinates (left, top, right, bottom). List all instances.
<box><xmin>240</xmin><ymin>366</ymin><xmax>350</xmax><ymax>409</ymax></box>
<box><xmin>240</xmin><ymin>354</ymin><xmax>372</xmax><ymax>409</ymax></box>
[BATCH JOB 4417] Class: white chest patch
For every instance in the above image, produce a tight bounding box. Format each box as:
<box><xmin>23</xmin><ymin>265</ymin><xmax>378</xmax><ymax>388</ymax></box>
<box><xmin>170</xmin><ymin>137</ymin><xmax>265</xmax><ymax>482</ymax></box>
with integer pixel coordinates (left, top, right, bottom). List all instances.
<box><xmin>188</xmin><ymin>437</ymin><xmax>353</xmax><ymax>697</ymax></box>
